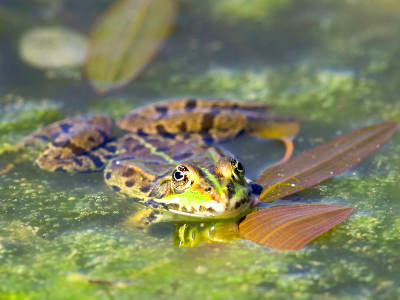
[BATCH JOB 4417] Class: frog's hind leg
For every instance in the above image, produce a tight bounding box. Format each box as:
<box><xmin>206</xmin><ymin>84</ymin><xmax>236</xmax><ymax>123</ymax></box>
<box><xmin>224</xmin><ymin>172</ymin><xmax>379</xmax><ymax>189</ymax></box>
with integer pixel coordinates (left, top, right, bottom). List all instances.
<box><xmin>23</xmin><ymin>115</ymin><xmax>116</xmax><ymax>172</ymax></box>
<box><xmin>248</xmin><ymin>121</ymin><xmax>299</xmax><ymax>164</ymax></box>
<box><xmin>117</xmin><ymin>98</ymin><xmax>272</xmax><ymax>134</ymax></box>
<box><xmin>116</xmin><ymin>98</ymin><xmax>298</xmax><ymax>162</ymax></box>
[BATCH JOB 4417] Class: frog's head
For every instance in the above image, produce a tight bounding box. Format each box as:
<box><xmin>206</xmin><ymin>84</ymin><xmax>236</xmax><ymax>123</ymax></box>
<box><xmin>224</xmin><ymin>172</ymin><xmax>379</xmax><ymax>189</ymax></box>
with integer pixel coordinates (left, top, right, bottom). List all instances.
<box><xmin>153</xmin><ymin>157</ymin><xmax>254</xmax><ymax>218</ymax></box>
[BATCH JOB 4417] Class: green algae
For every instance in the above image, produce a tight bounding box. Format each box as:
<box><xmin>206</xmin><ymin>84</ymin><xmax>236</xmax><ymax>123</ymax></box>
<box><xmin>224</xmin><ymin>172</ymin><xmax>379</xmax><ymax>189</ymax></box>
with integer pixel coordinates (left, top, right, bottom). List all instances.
<box><xmin>1</xmin><ymin>0</ymin><xmax>400</xmax><ymax>299</ymax></box>
<box><xmin>210</xmin><ymin>0</ymin><xmax>292</xmax><ymax>24</ymax></box>
<box><xmin>0</xmin><ymin>96</ymin><xmax>63</xmax><ymax>153</ymax></box>
<box><xmin>120</xmin><ymin>65</ymin><xmax>400</xmax><ymax>125</ymax></box>
<box><xmin>88</xmin><ymin>96</ymin><xmax>142</xmax><ymax>120</ymax></box>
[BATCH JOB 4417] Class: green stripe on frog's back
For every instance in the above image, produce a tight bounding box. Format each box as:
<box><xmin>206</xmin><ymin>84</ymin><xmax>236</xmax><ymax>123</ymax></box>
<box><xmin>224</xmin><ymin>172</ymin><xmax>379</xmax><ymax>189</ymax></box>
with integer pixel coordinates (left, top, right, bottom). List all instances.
<box><xmin>131</xmin><ymin>134</ymin><xmax>175</xmax><ymax>164</ymax></box>
<box><xmin>118</xmin><ymin>133</ymin><xmax>225</xmax><ymax>167</ymax></box>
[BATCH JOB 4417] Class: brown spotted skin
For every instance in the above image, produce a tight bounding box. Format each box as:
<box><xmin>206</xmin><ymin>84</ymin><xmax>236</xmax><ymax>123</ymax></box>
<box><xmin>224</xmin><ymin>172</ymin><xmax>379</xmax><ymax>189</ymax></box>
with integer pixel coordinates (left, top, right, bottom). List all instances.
<box><xmin>23</xmin><ymin>116</ymin><xmax>114</xmax><ymax>172</ymax></box>
<box><xmin>117</xmin><ymin>99</ymin><xmax>291</xmax><ymax>143</ymax></box>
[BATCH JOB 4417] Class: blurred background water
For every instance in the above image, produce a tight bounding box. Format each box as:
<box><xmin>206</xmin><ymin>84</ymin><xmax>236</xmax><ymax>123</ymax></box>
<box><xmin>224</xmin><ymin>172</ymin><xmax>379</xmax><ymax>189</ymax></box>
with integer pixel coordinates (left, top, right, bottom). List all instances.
<box><xmin>0</xmin><ymin>0</ymin><xmax>400</xmax><ymax>299</ymax></box>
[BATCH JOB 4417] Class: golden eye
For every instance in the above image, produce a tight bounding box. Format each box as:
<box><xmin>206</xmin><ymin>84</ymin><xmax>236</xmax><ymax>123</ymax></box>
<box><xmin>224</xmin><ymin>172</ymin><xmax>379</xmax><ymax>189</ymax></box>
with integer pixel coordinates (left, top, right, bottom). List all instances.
<box><xmin>172</xmin><ymin>164</ymin><xmax>192</xmax><ymax>192</ymax></box>
<box><xmin>173</xmin><ymin>170</ymin><xmax>184</xmax><ymax>181</ymax></box>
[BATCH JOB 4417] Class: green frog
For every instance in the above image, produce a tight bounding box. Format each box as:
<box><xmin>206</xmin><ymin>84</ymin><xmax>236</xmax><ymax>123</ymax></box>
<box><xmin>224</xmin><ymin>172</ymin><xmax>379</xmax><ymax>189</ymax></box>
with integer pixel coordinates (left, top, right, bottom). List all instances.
<box><xmin>23</xmin><ymin>99</ymin><xmax>298</xmax><ymax>227</ymax></box>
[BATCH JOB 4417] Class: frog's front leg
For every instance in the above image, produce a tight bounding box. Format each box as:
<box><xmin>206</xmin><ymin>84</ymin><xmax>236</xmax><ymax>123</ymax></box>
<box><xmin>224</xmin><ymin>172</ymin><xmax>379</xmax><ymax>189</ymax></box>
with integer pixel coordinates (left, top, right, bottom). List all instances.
<box><xmin>124</xmin><ymin>208</ymin><xmax>168</xmax><ymax>230</ymax></box>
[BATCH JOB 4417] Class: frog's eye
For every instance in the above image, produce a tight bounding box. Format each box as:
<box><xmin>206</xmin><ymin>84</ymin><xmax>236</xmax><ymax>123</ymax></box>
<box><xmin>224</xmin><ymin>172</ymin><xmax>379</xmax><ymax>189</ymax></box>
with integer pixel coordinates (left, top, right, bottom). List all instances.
<box><xmin>237</xmin><ymin>161</ymin><xmax>244</xmax><ymax>173</ymax></box>
<box><xmin>172</xmin><ymin>164</ymin><xmax>192</xmax><ymax>192</ymax></box>
<box><xmin>173</xmin><ymin>170</ymin><xmax>184</xmax><ymax>181</ymax></box>
<box><xmin>230</xmin><ymin>158</ymin><xmax>245</xmax><ymax>176</ymax></box>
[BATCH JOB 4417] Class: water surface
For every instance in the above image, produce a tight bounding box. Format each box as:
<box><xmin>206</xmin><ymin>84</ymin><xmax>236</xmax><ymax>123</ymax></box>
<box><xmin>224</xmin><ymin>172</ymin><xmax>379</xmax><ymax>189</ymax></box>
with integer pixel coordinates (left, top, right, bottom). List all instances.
<box><xmin>1</xmin><ymin>0</ymin><xmax>400</xmax><ymax>299</ymax></box>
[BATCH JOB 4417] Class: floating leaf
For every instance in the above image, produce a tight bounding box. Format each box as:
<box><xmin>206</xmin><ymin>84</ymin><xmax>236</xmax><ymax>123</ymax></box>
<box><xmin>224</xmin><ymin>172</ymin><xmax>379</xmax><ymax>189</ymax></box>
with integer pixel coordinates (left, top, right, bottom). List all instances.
<box><xmin>256</xmin><ymin>121</ymin><xmax>398</xmax><ymax>202</ymax></box>
<box><xmin>19</xmin><ymin>26</ymin><xmax>87</xmax><ymax>69</ymax></box>
<box><xmin>86</xmin><ymin>0</ymin><xmax>177</xmax><ymax>93</ymax></box>
<box><xmin>239</xmin><ymin>204</ymin><xmax>354</xmax><ymax>250</ymax></box>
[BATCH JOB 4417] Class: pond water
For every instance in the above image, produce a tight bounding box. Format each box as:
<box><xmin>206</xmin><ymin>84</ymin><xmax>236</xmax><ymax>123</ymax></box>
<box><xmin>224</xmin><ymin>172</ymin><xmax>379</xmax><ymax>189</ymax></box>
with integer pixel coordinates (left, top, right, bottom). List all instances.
<box><xmin>1</xmin><ymin>0</ymin><xmax>400</xmax><ymax>299</ymax></box>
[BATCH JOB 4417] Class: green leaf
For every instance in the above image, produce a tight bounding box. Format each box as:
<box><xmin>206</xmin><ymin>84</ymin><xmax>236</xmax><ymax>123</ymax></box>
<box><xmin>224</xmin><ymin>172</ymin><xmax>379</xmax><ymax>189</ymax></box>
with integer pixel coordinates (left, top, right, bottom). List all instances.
<box><xmin>239</xmin><ymin>204</ymin><xmax>354</xmax><ymax>250</ymax></box>
<box><xmin>86</xmin><ymin>0</ymin><xmax>177</xmax><ymax>93</ymax></box>
<box><xmin>256</xmin><ymin>121</ymin><xmax>398</xmax><ymax>202</ymax></box>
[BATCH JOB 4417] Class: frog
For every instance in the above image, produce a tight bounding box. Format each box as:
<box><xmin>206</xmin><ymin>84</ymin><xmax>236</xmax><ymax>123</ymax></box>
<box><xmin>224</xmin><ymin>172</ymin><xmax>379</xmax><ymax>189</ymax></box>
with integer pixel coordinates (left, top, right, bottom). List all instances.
<box><xmin>23</xmin><ymin>98</ymin><xmax>299</xmax><ymax>227</ymax></box>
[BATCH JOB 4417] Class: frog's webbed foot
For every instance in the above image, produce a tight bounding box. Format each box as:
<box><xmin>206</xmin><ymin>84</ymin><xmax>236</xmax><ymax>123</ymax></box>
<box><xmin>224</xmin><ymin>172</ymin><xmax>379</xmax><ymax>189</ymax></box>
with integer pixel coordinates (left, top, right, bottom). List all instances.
<box><xmin>22</xmin><ymin>116</ymin><xmax>118</xmax><ymax>173</ymax></box>
<box><xmin>124</xmin><ymin>208</ymin><xmax>166</xmax><ymax>231</ymax></box>
<box><xmin>249</xmin><ymin>121</ymin><xmax>299</xmax><ymax>164</ymax></box>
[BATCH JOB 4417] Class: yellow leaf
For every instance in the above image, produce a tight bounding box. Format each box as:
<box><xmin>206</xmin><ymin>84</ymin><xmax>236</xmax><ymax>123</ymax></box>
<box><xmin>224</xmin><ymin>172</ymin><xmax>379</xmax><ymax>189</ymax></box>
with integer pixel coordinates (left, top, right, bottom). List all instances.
<box><xmin>86</xmin><ymin>0</ymin><xmax>177</xmax><ymax>93</ymax></box>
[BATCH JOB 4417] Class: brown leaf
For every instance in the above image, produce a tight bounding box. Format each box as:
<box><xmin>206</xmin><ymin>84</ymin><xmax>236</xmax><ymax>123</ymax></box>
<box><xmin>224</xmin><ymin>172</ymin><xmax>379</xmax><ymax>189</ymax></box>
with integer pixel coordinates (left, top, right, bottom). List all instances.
<box><xmin>256</xmin><ymin>121</ymin><xmax>398</xmax><ymax>202</ymax></box>
<box><xmin>239</xmin><ymin>204</ymin><xmax>354</xmax><ymax>250</ymax></box>
<box><xmin>86</xmin><ymin>0</ymin><xmax>177</xmax><ymax>93</ymax></box>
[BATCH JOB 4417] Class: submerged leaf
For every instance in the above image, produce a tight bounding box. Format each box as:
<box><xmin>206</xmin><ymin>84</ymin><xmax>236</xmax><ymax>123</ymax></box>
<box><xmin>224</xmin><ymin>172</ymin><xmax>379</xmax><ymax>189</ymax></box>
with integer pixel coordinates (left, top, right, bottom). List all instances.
<box><xmin>256</xmin><ymin>121</ymin><xmax>398</xmax><ymax>202</ymax></box>
<box><xmin>239</xmin><ymin>204</ymin><xmax>354</xmax><ymax>250</ymax></box>
<box><xmin>86</xmin><ymin>0</ymin><xmax>177</xmax><ymax>93</ymax></box>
